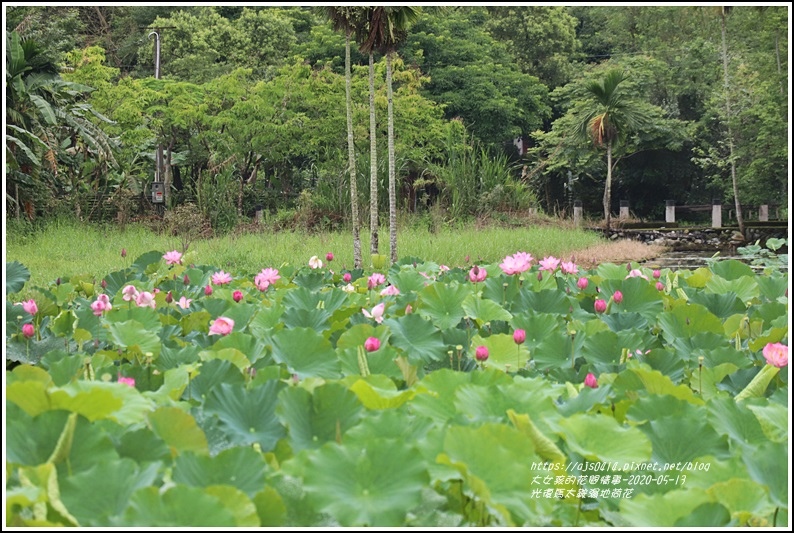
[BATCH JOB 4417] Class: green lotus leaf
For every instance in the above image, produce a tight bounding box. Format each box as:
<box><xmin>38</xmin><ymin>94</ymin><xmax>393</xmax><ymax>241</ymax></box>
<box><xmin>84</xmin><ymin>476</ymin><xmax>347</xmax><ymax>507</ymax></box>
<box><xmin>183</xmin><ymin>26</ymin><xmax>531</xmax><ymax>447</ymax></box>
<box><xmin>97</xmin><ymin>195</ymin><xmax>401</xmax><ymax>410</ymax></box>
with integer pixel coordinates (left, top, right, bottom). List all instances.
<box><xmin>596</xmin><ymin>262</ymin><xmax>632</xmax><ymax>280</ymax></box>
<box><xmin>710</xmin><ymin>259</ymin><xmax>755</xmax><ymax>280</ymax></box>
<box><xmin>348</xmin><ymin>376</ymin><xmax>418</xmax><ymax>409</ymax></box>
<box><xmin>452</xmin><ymin>383</ymin><xmax>512</xmax><ymax>424</ymax></box>
<box><xmin>461</xmin><ymin>293</ymin><xmax>512</xmax><ymax>325</ymax></box>
<box><xmin>172</xmin><ymin>447</ymin><xmax>269</xmax><ymax>497</ymax></box>
<box><xmin>117</xmin><ymin>485</ymin><xmax>236</xmax><ymax>526</ymax></box>
<box><xmin>746</xmin><ymin>402</ymin><xmax>788</xmax><ymax>443</ymax></box>
<box><xmin>269</xmin><ymin>327</ymin><xmax>340</xmax><ymax>379</ymax></box>
<box><xmin>755</xmin><ymin>274</ymin><xmax>788</xmax><ymax>302</ymax></box>
<box><xmin>204</xmin><ymin>485</ymin><xmax>260</xmax><ymax>526</ymax></box>
<box><xmin>600</xmin><ymin>312</ymin><xmax>649</xmax><ymax>332</ymax></box>
<box><xmin>706</xmin><ymin>396</ymin><xmax>767</xmax><ymax>446</ymax></box>
<box><xmin>5</xmin><ymin>335</ymin><xmax>69</xmax><ymax>366</ymax></box>
<box><xmin>6</xmin><ymin>406</ymin><xmax>71</xmax><ymax>467</ymax></box>
<box><xmin>219</xmin><ymin>302</ymin><xmax>257</xmax><ymax>330</ymax></box>
<box><xmin>615</xmin><ymin>363</ymin><xmax>704</xmax><ymax>405</ymax></box>
<box><xmin>49</xmin><ymin>309</ymin><xmax>76</xmax><ymax>338</ymax></box>
<box><xmin>282</xmin><ymin>285</ymin><xmax>347</xmax><ymax>313</ymax></box>
<box><xmin>529</xmin><ymin>331</ymin><xmax>571</xmax><ymax>371</ymax></box>
<box><xmin>706</xmin><ymin>275</ymin><xmax>759</xmax><ymax>304</ymax></box>
<box><xmin>512</xmin><ymin>312</ymin><xmax>564</xmax><ymax>348</ymax></box>
<box><xmin>276</xmin><ymin>383</ymin><xmax>363</xmax><ymax>452</ymax></box>
<box><xmin>437</xmin><ymin>423</ymin><xmax>546</xmax><ymax>526</ymax></box>
<box><xmin>252</xmin><ymin>486</ymin><xmax>287</xmax><ymax>527</ymax></box>
<box><xmin>389</xmin><ymin>268</ymin><xmax>430</xmax><ymax>294</ymax></box>
<box><xmin>384</xmin><ymin>314</ymin><xmax>447</xmax><ymax>365</ymax></box>
<box><xmin>620</xmin><ymin>488</ymin><xmax>711</xmax><ymax>527</ymax></box>
<box><xmin>115</xmin><ymin>426</ymin><xmax>171</xmax><ymax>464</ymax></box>
<box><xmin>180</xmin><ymin>309</ymin><xmax>212</xmax><ymax>335</ymax></box>
<box><xmin>344</xmin><ymin>408</ymin><xmax>433</xmax><ymax>443</ymax></box>
<box><xmin>557</xmin><ymin>384</ymin><xmax>614</xmax><ymax>416</ymax></box>
<box><xmin>130</xmin><ymin>250</ymin><xmax>165</xmax><ymax>274</ymax></box>
<box><xmin>409</xmin><ymin>369</ymin><xmax>471</xmax><ymax>424</ymax></box>
<box><xmin>59</xmin><ymin>458</ymin><xmax>159</xmax><ymax>527</ymax></box>
<box><xmin>741</xmin><ymin>441</ymin><xmax>788</xmax><ymax>508</ymax></box>
<box><xmin>749</xmin><ymin>301</ymin><xmax>789</xmax><ymax>330</ymax></box>
<box><xmin>16</xmin><ymin>462</ymin><xmax>79</xmax><ymax>526</ymax></box>
<box><xmin>601</xmin><ymin>277</ymin><xmax>664</xmax><ymax>320</ymax></box>
<box><xmin>292</xmin><ymin>270</ymin><xmax>327</xmax><ymax>291</ymax></box>
<box><xmin>183</xmin><ymin>359</ymin><xmax>245</xmax><ymax>402</ymax></box>
<box><xmin>470</xmin><ymin>333</ymin><xmax>530</xmax><ymax>373</ymax></box>
<box><xmin>642</xmin><ymin>414</ymin><xmax>730</xmax><ymax>465</ymax></box>
<box><xmin>203</xmin><ymin>381</ymin><xmax>285</xmax><ymax>451</ymax></box>
<box><xmin>417</xmin><ymin>281</ymin><xmax>470</xmax><ymax>329</ymax></box>
<box><xmin>579</xmin><ymin>330</ymin><xmax>622</xmax><ymax>369</ymax></box>
<box><xmin>481</xmin><ymin>274</ymin><xmax>522</xmax><ymax>310</ymax></box>
<box><xmin>515</xmin><ymin>288</ymin><xmax>572</xmax><ymax>315</ymax></box>
<box><xmin>657</xmin><ymin>301</ymin><xmax>724</xmax><ymax>346</ymax></box>
<box><xmin>706</xmin><ymin>478</ymin><xmax>777</xmax><ymax>521</ymax></box>
<box><xmin>6</xmin><ymin>260</ymin><xmax>31</xmax><ymax>294</ymax></box>
<box><xmin>748</xmin><ymin>326</ymin><xmax>789</xmax><ymax>352</ymax></box>
<box><xmin>674</xmin><ymin>502</ymin><xmax>732</xmax><ymax>527</ymax></box>
<box><xmin>148</xmin><ymin>406</ymin><xmax>209</xmax><ymax>456</ymax></box>
<box><xmin>42</xmin><ymin>351</ymin><xmax>88</xmax><ymax>386</ymax></box>
<box><xmin>199</xmin><ymin>347</ymin><xmax>250</xmax><ymax>371</ymax></box>
<box><xmin>282</xmin><ymin>307</ymin><xmax>332</xmax><ymax>331</ymax></box>
<box><xmin>300</xmin><ymin>437</ymin><xmax>428</xmax><ymax>526</ymax></box>
<box><xmin>624</xmin><ymin>394</ymin><xmax>692</xmax><ymax>423</ymax></box>
<box><xmin>687</xmin><ymin>291</ymin><xmax>747</xmax><ymax>319</ymax></box>
<box><xmin>558</xmin><ymin>413</ymin><xmax>652</xmax><ymax>465</ymax></box>
<box><xmin>107</xmin><ymin>319</ymin><xmax>161</xmax><ymax>359</ymax></box>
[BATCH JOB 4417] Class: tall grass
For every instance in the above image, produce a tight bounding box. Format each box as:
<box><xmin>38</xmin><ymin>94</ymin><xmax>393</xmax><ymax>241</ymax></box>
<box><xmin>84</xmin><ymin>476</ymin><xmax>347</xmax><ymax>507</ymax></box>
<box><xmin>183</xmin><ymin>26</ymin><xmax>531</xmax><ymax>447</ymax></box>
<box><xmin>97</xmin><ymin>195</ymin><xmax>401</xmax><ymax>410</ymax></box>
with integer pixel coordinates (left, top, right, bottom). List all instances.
<box><xmin>6</xmin><ymin>218</ymin><xmax>605</xmax><ymax>290</ymax></box>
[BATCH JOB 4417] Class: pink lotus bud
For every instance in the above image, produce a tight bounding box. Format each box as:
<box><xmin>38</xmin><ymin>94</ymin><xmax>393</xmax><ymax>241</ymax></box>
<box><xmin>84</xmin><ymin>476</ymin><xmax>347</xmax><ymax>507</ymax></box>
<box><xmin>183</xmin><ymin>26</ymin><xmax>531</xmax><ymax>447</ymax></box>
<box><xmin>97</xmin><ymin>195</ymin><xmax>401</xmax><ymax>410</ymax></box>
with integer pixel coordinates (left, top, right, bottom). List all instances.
<box><xmin>343</xmin><ymin>272</ymin><xmax>352</xmax><ymax>283</ymax></box>
<box><xmin>233</xmin><ymin>290</ymin><xmax>243</xmax><ymax>303</ymax></box>
<box><xmin>626</xmin><ymin>263</ymin><xmax>632</xmax><ymax>271</ymax></box>
<box><xmin>204</xmin><ymin>285</ymin><xmax>213</xmax><ymax>296</ymax></box>
<box><xmin>656</xmin><ymin>281</ymin><xmax>665</xmax><ymax>291</ymax></box>
<box><xmin>513</xmin><ymin>329</ymin><xmax>526</xmax><ymax>345</ymax></box>
<box><xmin>56</xmin><ymin>278</ymin><xmax>61</xmax><ymax>286</ymax></box>
<box><xmin>101</xmin><ymin>279</ymin><xmax>108</xmax><ymax>289</ymax></box>
<box><xmin>468</xmin><ymin>265</ymin><xmax>487</xmax><ymax>283</ymax></box>
<box><xmin>364</xmin><ymin>337</ymin><xmax>381</xmax><ymax>352</ymax></box>
<box><xmin>326</xmin><ymin>252</ymin><xmax>334</xmax><ymax>262</ymax></box>
<box><xmin>576</xmin><ymin>277</ymin><xmax>589</xmax><ymax>290</ymax></box>
<box><xmin>165</xmin><ymin>291</ymin><xmax>173</xmax><ymax>304</ymax></box>
<box><xmin>22</xmin><ymin>323</ymin><xmax>35</xmax><ymax>339</ymax></box>
<box><xmin>475</xmin><ymin>345</ymin><xmax>489</xmax><ymax>362</ymax></box>
<box><xmin>594</xmin><ymin>299</ymin><xmax>607</xmax><ymax>314</ymax></box>
<box><xmin>537</xmin><ymin>271</ymin><xmax>543</xmax><ymax>281</ymax></box>
<box><xmin>652</xmin><ymin>269</ymin><xmax>661</xmax><ymax>279</ymax></box>
<box><xmin>584</xmin><ymin>372</ymin><xmax>598</xmax><ymax>389</ymax></box>
<box><xmin>21</xmin><ymin>299</ymin><xmax>38</xmax><ymax>315</ymax></box>
<box><xmin>763</xmin><ymin>342</ymin><xmax>788</xmax><ymax>368</ymax></box>
<box><xmin>118</xmin><ymin>376</ymin><xmax>136</xmax><ymax>387</ymax></box>
<box><xmin>121</xmin><ymin>248</ymin><xmax>127</xmax><ymax>258</ymax></box>
<box><xmin>184</xmin><ymin>274</ymin><xmax>191</xmax><ymax>285</ymax></box>
<box><xmin>613</xmin><ymin>291</ymin><xmax>623</xmax><ymax>304</ymax></box>
<box><xmin>405</xmin><ymin>304</ymin><xmax>413</xmax><ymax>314</ymax></box>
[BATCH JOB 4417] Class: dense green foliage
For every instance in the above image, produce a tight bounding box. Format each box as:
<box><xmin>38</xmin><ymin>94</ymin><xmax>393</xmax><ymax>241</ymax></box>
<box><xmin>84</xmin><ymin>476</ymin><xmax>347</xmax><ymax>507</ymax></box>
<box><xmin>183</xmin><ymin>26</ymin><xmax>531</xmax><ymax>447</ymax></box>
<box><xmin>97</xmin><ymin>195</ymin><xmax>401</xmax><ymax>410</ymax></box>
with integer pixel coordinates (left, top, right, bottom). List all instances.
<box><xmin>5</xmin><ymin>6</ymin><xmax>788</xmax><ymax>229</ymax></box>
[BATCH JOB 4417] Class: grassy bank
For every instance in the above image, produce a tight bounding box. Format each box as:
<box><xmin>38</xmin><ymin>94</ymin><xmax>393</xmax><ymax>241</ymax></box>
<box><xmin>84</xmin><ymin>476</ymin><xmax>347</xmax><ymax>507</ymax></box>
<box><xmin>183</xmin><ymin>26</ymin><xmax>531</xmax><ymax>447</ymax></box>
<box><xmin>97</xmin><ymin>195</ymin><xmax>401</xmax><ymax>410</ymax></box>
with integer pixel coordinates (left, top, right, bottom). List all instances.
<box><xmin>5</xmin><ymin>217</ymin><xmax>658</xmax><ymax>290</ymax></box>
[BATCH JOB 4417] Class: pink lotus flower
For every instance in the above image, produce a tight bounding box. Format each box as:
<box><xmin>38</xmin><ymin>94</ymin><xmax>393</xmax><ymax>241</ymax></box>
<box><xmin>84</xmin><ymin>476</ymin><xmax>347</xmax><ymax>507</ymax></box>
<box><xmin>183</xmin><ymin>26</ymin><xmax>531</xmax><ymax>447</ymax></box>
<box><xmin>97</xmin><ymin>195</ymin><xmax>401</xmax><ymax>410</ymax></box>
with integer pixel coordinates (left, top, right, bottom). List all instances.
<box><xmin>560</xmin><ymin>261</ymin><xmax>579</xmax><ymax>275</ymax></box>
<box><xmin>21</xmin><ymin>299</ymin><xmax>38</xmax><ymax>315</ymax></box>
<box><xmin>326</xmin><ymin>252</ymin><xmax>334</xmax><ymax>262</ymax></box>
<box><xmin>539</xmin><ymin>256</ymin><xmax>560</xmax><ymax>272</ymax></box>
<box><xmin>308</xmin><ymin>256</ymin><xmax>323</xmax><ymax>269</ymax></box>
<box><xmin>439</xmin><ymin>265</ymin><xmax>450</xmax><ymax>273</ymax></box>
<box><xmin>118</xmin><ymin>376</ymin><xmax>136</xmax><ymax>387</ymax></box>
<box><xmin>763</xmin><ymin>342</ymin><xmax>788</xmax><ymax>368</ymax></box>
<box><xmin>91</xmin><ymin>295</ymin><xmax>112</xmax><ymax>316</ymax></box>
<box><xmin>255</xmin><ymin>268</ymin><xmax>280</xmax><ymax>291</ymax></box>
<box><xmin>212</xmin><ymin>271</ymin><xmax>232</xmax><ymax>285</ymax></box>
<box><xmin>121</xmin><ymin>285</ymin><xmax>139</xmax><ymax>301</ymax></box>
<box><xmin>343</xmin><ymin>272</ymin><xmax>352</xmax><ymax>283</ymax></box>
<box><xmin>576</xmin><ymin>277</ymin><xmax>589</xmax><ymax>290</ymax></box>
<box><xmin>513</xmin><ymin>329</ymin><xmax>526</xmax><ymax>345</ymax></box>
<box><xmin>364</xmin><ymin>337</ymin><xmax>381</xmax><ymax>352</ymax></box>
<box><xmin>163</xmin><ymin>250</ymin><xmax>183</xmax><ymax>265</ymax></box>
<box><xmin>209</xmin><ymin>316</ymin><xmax>235</xmax><ymax>336</ymax></box>
<box><xmin>656</xmin><ymin>281</ymin><xmax>665</xmax><ymax>291</ymax></box>
<box><xmin>612</xmin><ymin>291</ymin><xmax>623</xmax><ymax>304</ymax></box>
<box><xmin>475</xmin><ymin>345</ymin><xmax>489</xmax><ymax>362</ymax></box>
<box><xmin>204</xmin><ymin>285</ymin><xmax>213</xmax><ymax>296</ymax></box>
<box><xmin>135</xmin><ymin>291</ymin><xmax>156</xmax><ymax>309</ymax></box>
<box><xmin>584</xmin><ymin>373</ymin><xmax>598</xmax><ymax>388</ymax></box>
<box><xmin>594</xmin><ymin>299</ymin><xmax>607</xmax><ymax>313</ymax></box>
<box><xmin>22</xmin><ymin>323</ymin><xmax>35</xmax><ymax>338</ymax></box>
<box><xmin>380</xmin><ymin>285</ymin><xmax>400</xmax><ymax>296</ymax></box>
<box><xmin>362</xmin><ymin>302</ymin><xmax>385</xmax><ymax>323</ymax></box>
<box><xmin>368</xmin><ymin>272</ymin><xmax>386</xmax><ymax>289</ymax></box>
<box><xmin>469</xmin><ymin>266</ymin><xmax>487</xmax><ymax>283</ymax></box>
<box><xmin>176</xmin><ymin>296</ymin><xmax>193</xmax><ymax>309</ymax></box>
<box><xmin>500</xmin><ymin>252</ymin><xmax>533</xmax><ymax>275</ymax></box>
<box><xmin>626</xmin><ymin>269</ymin><xmax>648</xmax><ymax>280</ymax></box>
<box><xmin>233</xmin><ymin>290</ymin><xmax>243</xmax><ymax>302</ymax></box>
<box><xmin>652</xmin><ymin>269</ymin><xmax>661</xmax><ymax>279</ymax></box>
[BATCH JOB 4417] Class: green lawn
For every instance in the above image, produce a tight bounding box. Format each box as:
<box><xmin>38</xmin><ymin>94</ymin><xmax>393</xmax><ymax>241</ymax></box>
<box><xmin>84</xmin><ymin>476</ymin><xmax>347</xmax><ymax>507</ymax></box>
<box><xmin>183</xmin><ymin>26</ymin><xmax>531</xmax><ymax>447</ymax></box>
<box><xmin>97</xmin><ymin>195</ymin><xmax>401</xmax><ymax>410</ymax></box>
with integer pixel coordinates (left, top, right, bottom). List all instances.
<box><xmin>5</xmin><ymin>219</ymin><xmax>604</xmax><ymax>290</ymax></box>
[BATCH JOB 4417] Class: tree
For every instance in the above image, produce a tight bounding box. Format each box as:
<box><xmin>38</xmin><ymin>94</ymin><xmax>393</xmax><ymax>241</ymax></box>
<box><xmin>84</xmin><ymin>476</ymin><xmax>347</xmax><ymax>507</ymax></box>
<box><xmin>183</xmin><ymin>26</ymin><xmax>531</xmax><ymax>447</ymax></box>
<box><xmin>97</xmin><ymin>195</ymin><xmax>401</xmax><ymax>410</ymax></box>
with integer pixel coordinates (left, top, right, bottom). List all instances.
<box><xmin>572</xmin><ymin>69</ymin><xmax>652</xmax><ymax>231</ymax></box>
<box><xmin>359</xmin><ymin>6</ymin><xmax>421</xmax><ymax>264</ymax></box>
<box><xmin>322</xmin><ymin>7</ymin><xmax>367</xmax><ymax>268</ymax></box>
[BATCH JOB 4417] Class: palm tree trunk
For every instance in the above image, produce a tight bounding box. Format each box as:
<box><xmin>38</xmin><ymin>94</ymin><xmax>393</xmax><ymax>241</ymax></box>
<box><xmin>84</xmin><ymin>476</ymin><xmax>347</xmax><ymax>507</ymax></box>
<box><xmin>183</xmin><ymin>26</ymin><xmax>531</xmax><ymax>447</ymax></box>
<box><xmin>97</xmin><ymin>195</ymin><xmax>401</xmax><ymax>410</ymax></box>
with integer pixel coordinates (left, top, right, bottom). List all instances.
<box><xmin>368</xmin><ymin>52</ymin><xmax>378</xmax><ymax>256</ymax></box>
<box><xmin>721</xmin><ymin>9</ymin><xmax>745</xmax><ymax>237</ymax></box>
<box><xmin>386</xmin><ymin>51</ymin><xmax>397</xmax><ymax>264</ymax></box>
<box><xmin>345</xmin><ymin>31</ymin><xmax>362</xmax><ymax>268</ymax></box>
<box><xmin>604</xmin><ymin>142</ymin><xmax>612</xmax><ymax>233</ymax></box>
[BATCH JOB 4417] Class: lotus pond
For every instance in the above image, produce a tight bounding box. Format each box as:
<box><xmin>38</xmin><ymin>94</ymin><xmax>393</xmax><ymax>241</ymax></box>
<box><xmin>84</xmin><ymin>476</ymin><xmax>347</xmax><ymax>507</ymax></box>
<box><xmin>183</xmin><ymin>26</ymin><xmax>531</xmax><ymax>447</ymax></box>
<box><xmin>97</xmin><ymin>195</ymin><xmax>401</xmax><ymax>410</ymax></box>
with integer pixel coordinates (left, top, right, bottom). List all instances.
<box><xmin>4</xmin><ymin>249</ymin><xmax>789</xmax><ymax>527</ymax></box>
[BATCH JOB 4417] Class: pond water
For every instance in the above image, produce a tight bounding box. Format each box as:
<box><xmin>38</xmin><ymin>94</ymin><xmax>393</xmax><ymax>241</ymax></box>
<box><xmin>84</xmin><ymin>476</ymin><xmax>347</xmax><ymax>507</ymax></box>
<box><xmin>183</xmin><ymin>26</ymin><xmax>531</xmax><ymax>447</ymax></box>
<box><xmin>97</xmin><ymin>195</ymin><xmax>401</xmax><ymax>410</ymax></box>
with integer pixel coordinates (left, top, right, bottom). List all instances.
<box><xmin>641</xmin><ymin>250</ymin><xmax>775</xmax><ymax>271</ymax></box>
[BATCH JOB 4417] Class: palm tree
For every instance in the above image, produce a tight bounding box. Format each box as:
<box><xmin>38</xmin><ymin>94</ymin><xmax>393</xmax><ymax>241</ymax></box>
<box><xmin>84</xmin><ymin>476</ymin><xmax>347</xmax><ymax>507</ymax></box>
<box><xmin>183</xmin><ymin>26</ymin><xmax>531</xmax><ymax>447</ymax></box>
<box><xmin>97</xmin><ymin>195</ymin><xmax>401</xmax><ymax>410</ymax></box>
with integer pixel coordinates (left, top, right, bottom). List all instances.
<box><xmin>359</xmin><ymin>6</ymin><xmax>420</xmax><ymax>264</ymax></box>
<box><xmin>322</xmin><ymin>7</ymin><xmax>367</xmax><ymax>268</ymax></box>
<box><xmin>573</xmin><ymin>69</ymin><xmax>650</xmax><ymax>233</ymax></box>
